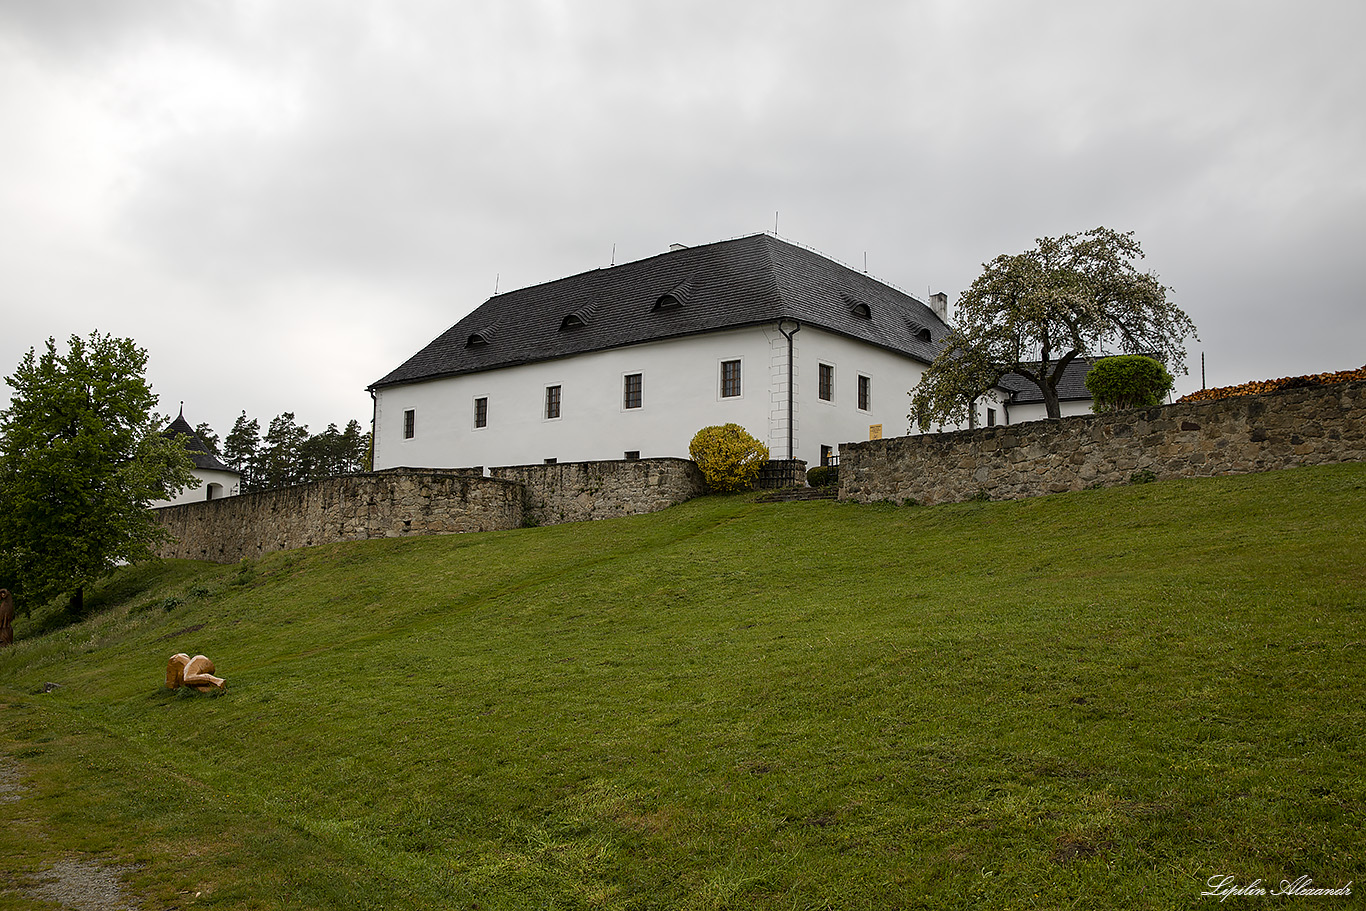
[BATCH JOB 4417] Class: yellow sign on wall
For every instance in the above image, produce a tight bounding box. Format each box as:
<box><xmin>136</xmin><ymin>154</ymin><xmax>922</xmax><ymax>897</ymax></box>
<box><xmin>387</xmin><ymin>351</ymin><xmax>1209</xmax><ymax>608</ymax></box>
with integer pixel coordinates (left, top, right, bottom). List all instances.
<box><xmin>869</xmin><ymin>424</ymin><xmax>883</xmax><ymax>440</ymax></box>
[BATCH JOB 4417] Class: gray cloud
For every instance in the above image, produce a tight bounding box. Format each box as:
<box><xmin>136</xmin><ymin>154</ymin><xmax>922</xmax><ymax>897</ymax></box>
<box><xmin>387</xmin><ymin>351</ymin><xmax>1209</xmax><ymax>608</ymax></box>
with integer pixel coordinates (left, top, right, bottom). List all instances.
<box><xmin>2</xmin><ymin>0</ymin><xmax>1363</xmax><ymax>436</ymax></box>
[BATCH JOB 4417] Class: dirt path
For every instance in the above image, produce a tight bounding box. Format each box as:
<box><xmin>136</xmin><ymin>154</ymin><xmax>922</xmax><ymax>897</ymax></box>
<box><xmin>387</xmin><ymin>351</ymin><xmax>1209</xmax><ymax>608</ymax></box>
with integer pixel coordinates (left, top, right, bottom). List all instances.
<box><xmin>1</xmin><ymin>755</ymin><xmax>140</xmax><ymax>910</ymax></box>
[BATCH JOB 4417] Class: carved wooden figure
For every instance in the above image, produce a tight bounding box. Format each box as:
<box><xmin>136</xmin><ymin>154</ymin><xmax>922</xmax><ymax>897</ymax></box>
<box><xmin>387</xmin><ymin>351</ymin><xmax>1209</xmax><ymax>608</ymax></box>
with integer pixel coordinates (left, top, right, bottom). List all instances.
<box><xmin>0</xmin><ymin>588</ymin><xmax>14</xmax><ymax>647</ymax></box>
<box><xmin>166</xmin><ymin>652</ymin><xmax>226</xmax><ymax>691</ymax></box>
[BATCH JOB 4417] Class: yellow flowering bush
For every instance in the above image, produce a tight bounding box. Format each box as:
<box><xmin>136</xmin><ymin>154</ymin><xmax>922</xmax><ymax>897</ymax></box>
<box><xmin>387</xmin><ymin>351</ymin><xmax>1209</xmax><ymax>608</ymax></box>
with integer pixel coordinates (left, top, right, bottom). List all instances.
<box><xmin>688</xmin><ymin>424</ymin><xmax>769</xmax><ymax>492</ymax></box>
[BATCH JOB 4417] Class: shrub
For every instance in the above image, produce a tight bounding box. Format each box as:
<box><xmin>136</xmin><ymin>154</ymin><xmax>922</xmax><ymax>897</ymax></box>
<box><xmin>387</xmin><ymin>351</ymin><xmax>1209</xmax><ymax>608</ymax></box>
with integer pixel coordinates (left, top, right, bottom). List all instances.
<box><xmin>689</xmin><ymin>424</ymin><xmax>769</xmax><ymax>492</ymax></box>
<box><xmin>1085</xmin><ymin>355</ymin><xmax>1174</xmax><ymax>412</ymax></box>
<box><xmin>806</xmin><ymin>465</ymin><xmax>838</xmax><ymax>488</ymax></box>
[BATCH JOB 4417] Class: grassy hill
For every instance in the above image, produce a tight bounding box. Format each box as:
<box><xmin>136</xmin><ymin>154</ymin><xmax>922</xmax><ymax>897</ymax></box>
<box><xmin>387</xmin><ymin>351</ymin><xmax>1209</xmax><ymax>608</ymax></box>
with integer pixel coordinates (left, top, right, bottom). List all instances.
<box><xmin>2</xmin><ymin>464</ymin><xmax>1363</xmax><ymax>909</ymax></box>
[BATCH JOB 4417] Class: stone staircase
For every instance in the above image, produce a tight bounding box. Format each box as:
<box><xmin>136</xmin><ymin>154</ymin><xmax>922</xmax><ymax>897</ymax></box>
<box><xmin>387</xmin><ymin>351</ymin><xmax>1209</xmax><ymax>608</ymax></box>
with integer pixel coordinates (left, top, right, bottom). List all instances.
<box><xmin>757</xmin><ymin>486</ymin><xmax>839</xmax><ymax>503</ymax></box>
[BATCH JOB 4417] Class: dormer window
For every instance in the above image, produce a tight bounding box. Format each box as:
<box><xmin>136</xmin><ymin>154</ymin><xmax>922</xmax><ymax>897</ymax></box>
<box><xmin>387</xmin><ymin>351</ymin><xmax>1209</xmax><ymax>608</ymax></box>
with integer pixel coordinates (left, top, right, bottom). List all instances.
<box><xmin>560</xmin><ymin>301</ymin><xmax>597</xmax><ymax>330</ymax></box>
<box><xmin>653</xmin><ymin>277</ymin><xmax>692</xmax><ymax>312</ymax></box>
<box><xmin>842</xmin><ymin>294</ymin><xmax>871</xmax><ymax>320</ymax></box>
<box><xmin>916</xmin><ymin>327</ymin><xmax>932</xmax><ymax>343</ymax></box>
<box><xmin>466</xmin><ymin>327</ymin><xmax>495</xmax><ymax>348</ymax></box>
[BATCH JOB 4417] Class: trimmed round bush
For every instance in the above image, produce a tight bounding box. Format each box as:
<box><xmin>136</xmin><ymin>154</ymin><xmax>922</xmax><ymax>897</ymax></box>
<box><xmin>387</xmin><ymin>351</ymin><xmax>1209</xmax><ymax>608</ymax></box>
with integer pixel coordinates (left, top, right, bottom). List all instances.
<box><xmin>1085</xmin><ymin>355</ymin><xmax>1174</xmax><ymax>412</ymax></box>
<box><xmin>688</xmin><ymin>424</ymin><xmax>770</xmax><ymax>492</ymax></box>
<box><xmin>806</xmin><ymin>465</ymin><xmax>838</xmax><ymax>488</ymax></box>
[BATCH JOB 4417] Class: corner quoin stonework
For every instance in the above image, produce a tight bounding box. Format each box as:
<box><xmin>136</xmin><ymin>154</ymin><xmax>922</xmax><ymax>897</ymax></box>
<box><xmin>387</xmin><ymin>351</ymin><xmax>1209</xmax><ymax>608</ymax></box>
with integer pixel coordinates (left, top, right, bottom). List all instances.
<box><xmin>838</xmin><ymin>380</ymin><xmax>1366</xmax><ymax>506</ymax></box>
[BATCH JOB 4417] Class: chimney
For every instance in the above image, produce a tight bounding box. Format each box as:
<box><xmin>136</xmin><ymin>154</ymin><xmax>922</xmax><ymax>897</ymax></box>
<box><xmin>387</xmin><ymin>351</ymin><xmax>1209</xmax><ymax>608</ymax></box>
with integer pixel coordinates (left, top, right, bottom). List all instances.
<box><xmin>929</xmin><ymin>291</ymin><xmax>949</xmax><ymax>324</ymax></box>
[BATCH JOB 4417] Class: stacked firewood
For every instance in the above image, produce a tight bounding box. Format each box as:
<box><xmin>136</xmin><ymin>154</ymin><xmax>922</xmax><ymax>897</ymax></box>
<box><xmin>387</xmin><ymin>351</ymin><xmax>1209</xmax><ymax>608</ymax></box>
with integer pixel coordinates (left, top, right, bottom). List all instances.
<box><xmin>1178</xmin><ymin>365</ymin><xmax>1366</xmax><ymax>404</ymax></box>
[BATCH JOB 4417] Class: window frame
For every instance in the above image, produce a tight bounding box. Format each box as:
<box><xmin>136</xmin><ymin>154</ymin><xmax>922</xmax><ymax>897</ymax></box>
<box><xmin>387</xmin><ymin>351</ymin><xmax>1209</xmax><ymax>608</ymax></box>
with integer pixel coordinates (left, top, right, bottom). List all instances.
<box><xmin>818</xmin><ymin>363</ymin><xmax>834</xmax><ymax>403</ymax></box>
<box><xmin>545</xmin><ymin>384</ymin><xmax>562</xmax><ymax>421</ymax></box>
<box><xmin>473</xmin><ymin>396</ymin><xmax>489</xmax><ymax>429</ymax></box>
<box><xmin>720</xmin><ymin>359</ymin><xmax>742</xmax><ymax>398</ymax></box>
<box><xmin>623</xmin><ymin>372</ymin><xmax>643</xmax><ymax>410</ymax></box>
<box><xmin>857</xmin><ymin>374</ymin><xmax>871</xmax><ymax>412</ymax></box>
<box><xmin>403</xmin><ymin>408</ymin><xmax>415</xmax><ymax>439</ymax></box>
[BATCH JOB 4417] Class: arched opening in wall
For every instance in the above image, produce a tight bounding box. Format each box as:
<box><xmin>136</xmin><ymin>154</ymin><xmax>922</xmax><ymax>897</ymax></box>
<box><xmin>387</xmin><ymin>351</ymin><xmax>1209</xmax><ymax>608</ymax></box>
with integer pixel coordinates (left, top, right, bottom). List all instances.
<box><xmin>206</xmin><ymin>483</ymin><xmax>223</xmax><ymax>501</ymax></box>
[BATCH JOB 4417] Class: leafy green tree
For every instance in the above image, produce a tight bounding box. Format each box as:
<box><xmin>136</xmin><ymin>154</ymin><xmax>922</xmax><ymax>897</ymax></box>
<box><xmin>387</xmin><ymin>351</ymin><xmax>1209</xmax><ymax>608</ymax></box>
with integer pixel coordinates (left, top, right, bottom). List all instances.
<box><xmin>1085</xmin><ymin>355</ymin><xmax>1175</xmax><ymax>412</ymax></box>
<box><xmin>0</xmin><ymin>333</ymin><xmax>196</xmax><ymax>613</ymax></box>
<box><xmin>339</xmin><ymin>419</ymin><xmax>373</xmax><ymax>475</ymax></box>
<box><xmin>223</xmin><ymin>412</ymin><xmax>262</xmax><ymax>492</ymax></box>
<box><xmin>910</xmin><ymin>228</ymin><xmax>1197</xmax><ymax>428</ymax></box>
<box><xmin>193</xmin><ymin>421</ymin><xmax>221</xmax><ymax>456</ymax></box>
<box><xmin>259</xmin><ymin>412</ymin><xmax>309</xmax><ymax>490</ymax></box>
<box><xmin>300</xmin><ymin>420</ymin><xmax>373</xmax><ymax>479</ymax></box>
<box><xmin>908</xmin><ymin>332</ymin><xmax>1006</xmax><ymax>432</ymax></box>
<box><xmin>222</xmin><ymin>412</ymin><xmax>370</xmax><ymax>492</ymax></box>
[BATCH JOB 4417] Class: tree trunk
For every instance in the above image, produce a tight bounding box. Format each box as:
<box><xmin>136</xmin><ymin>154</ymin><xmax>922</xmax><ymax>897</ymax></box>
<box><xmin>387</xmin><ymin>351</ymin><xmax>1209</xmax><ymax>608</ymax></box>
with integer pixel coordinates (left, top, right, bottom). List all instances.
<box><xmin>1041</xmin><ymin>381</ymin><xmax>1062</xmax><ymax>420</ymax></box>
<box><xmin>67</xmin><ymin>587</ymin><xmax>83</xmax><ymax>616</ymax></box>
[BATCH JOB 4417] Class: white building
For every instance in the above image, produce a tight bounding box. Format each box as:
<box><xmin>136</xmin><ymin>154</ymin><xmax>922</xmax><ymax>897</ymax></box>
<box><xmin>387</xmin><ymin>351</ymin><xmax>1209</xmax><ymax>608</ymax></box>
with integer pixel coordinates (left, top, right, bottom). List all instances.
<box><xmin>994</xmin><ymin>357</ymin><xmax>1105</xmax><ymax>425</ymax></box>
<box><xmin>151</xmin><ymin>412</ymin><xmax>241</xmax><ymax>507</ymax></box>
<box><xmin>368</xmin><ymin>234</ymin><xmax>1095</xmax><ymax>471</ymax></box>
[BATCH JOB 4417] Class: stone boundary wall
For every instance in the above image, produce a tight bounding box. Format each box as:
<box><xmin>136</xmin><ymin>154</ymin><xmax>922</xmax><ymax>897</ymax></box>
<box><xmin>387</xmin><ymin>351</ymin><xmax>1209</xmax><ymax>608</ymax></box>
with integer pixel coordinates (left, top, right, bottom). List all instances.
<box><xmin>839</xmin><ymin>380</ymin><xmax>1366</xmax><ymax>506</ymax></box>
<box><xmin>755</xmin><ymin>459</ymin><xmax>808</xmax><ymax>489</ymax></box>
<box><xmin>489</xmin><ymin>458</ymin><xmax>705</xmax><ymax>526</ymax></box>
<box><xmin>154</xmin><ymin>470</ymin><xmax>524</xmax><ymax>563</ymax></box>
<box><xmin>154</xmin><ymin>459</ymin><xmax>707</xmax><ymax>563</ymax></box>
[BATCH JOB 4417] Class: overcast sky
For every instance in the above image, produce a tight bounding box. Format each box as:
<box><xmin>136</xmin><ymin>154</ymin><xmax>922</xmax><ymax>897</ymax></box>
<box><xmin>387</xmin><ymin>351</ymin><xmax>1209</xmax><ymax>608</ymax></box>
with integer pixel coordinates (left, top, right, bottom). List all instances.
<box><xmin>2</xmin><ymin>0</ymin><xmax>1362</xmax><ymax>439</ymax></box>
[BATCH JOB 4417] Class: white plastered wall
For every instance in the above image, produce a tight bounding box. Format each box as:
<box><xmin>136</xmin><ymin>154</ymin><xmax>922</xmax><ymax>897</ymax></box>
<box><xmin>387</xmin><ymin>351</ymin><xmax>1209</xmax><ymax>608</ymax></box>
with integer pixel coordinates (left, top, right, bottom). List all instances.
<box><xmin>792</xmin><ymin>326</ymin><xmax>930</xmax><ymax>463</ymax></box>
<box><xmin>1003</xmin><ymin>399</ymin><xmax>1096</xmax><ymax>425</ymax></box>
<box><xmin>374</xmin><ymin>324</ymin><xmax>945</xmax><ymax>471</ymax></box>
<box><xmin>151</xmin><ymin>467</ymin><xmax>241</xmax><ymax>508</ymax></box>
<box><xmin>373</xmin><ymin>328</ymin><xmax>777</xmax><ymax>470</ymax></box>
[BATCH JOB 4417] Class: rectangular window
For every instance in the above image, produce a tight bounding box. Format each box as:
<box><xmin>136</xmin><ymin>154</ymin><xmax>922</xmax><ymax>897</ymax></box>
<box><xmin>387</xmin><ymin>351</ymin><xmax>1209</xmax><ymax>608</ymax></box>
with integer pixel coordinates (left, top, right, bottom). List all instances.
<box><xmin>623</xmin><ymin>373</ymin><xmax>643</xmax><ymax>409</ymax></box>
<box><xmin>818</xmin><ymin>363</ymin><xmax>833</xmax><ymax>402</ymax></box>
<box><xmin>544</xmin><ymin>458</ymin><xmax>557</xmax><ymax>465</ymax></box>
<box><xmin>403</xmin><ymin>409</ymin><xmax>415</xmax><ymax>439</ymax></box>
<box><xmin>987</xmin><ymin>407</ymin><xmax>997</xmax><ymax>427</ymax></box>
<box><xmin>474</xmin><ymin>397</ymin><xmax>488</xmax><ymax>428</ymax></box>
<box><xmin>624</xmin><ymin>450</ymin><xmax>640</xmax><ymax>461</ymax></box>
<box><xmin>857</xmin><ymin>375</ymin><xmax>871</xmax><ymax>411</ymax></box>
<box><xmin>721</xmin><ymin>359</ymin><xmax>742</xmax><ymax>397</ymax></box>
<box><xmin>820</xmin><ymin>444</ymin><xmax>833</xmax><ymax>467</ymax></box>
<box><xmin>545</xmin><ymin>385</ymin><xmax>561</xmax><ymax>420</ymax></box>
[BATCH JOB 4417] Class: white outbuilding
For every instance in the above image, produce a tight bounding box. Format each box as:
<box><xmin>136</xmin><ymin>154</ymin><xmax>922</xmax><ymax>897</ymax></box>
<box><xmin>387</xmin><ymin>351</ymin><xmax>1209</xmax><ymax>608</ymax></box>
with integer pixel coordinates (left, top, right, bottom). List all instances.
<box><xmin>151</xmin><ymin>411</ymin><xmax>241</xmax><ymax>507</ymax></box>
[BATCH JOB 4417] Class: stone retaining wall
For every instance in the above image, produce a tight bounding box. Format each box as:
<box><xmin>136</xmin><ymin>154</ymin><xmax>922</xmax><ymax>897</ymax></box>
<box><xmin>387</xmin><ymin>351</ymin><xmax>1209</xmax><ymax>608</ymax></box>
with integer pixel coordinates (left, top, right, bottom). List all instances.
<box><xmin>489</xmin><ymin>458</ymin><xmax>705</xmax><ymax>526</ymax></box>
<box><xmin>839</xmin><ymin>380</ymin><xmax>1366</xmax><ymax>506</ymax></box>
<box><xmin>755</xmin><ymin>459</ymin><xmax>808</xmax><ymax>489</ymax></box>
<box><xmin>154</xmin><ymin>469</ymin><xmax>524</xmax><ymax>563</ymax></box>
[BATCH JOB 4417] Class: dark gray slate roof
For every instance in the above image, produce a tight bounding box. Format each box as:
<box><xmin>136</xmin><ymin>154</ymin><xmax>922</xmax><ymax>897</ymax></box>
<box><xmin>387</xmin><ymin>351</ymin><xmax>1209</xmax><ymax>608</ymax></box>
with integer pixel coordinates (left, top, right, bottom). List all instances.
<box><xmin>163</xmin><ymin>414</ymin><xmax>236</xmax><ymax>473</ymax></box>
<box><xmin>371</xmin><ymin>233</ymin><xmax>949</xmax><ymax>390</ymax></box>
<box><xmin>998</xmin><ymin>356</ymin><xmax>1100</xmax><ymax>404</ymax></box>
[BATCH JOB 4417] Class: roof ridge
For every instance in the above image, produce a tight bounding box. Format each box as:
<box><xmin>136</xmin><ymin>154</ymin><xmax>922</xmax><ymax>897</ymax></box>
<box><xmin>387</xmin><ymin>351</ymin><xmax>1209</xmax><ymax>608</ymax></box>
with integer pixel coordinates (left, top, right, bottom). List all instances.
<box><xmin>760</xmin><ymin>232</ymin><xmax>925</xmax><ymax>305</ymax></box>
<box><xmin>370</xmin><ymin>232</ymin><xmax>950</xmax><ymax>391</ymax></box>
<box><xmin>486</xmin><ymin>232</ymin><xmax>772</xmax><ymax>302</ymax></box>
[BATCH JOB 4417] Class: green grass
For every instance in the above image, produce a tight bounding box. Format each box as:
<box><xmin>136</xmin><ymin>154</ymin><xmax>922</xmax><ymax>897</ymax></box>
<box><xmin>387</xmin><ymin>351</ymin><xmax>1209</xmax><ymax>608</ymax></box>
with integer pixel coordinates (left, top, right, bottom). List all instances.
<box><xmin>1</xmin><ymin>463</ymin><xmax>1364</xmax><ymax>909</ymax></box>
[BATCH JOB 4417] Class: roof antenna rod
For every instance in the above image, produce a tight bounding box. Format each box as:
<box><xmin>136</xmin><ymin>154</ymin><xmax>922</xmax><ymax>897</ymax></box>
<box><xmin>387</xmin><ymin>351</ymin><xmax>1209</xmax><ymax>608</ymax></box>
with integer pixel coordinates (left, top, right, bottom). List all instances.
<box><xmin>774</xmin><ymin>211</ymin><xmax>778</xmax><ymax>235</ymax></box>
<box><xmin>493</xmin><ymin>273</ymin><xmax>499</xmax><ymax>295</ymax></box>
<box><xmin>611</xmin><ymin>243</ymin><xmax>615</xmax><ymax>267</ymax></box>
